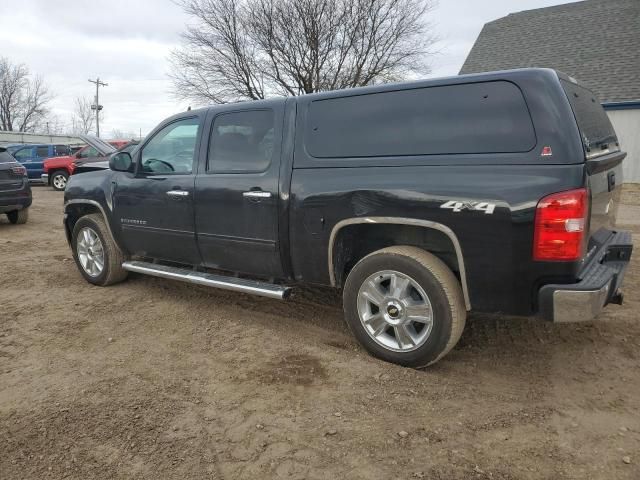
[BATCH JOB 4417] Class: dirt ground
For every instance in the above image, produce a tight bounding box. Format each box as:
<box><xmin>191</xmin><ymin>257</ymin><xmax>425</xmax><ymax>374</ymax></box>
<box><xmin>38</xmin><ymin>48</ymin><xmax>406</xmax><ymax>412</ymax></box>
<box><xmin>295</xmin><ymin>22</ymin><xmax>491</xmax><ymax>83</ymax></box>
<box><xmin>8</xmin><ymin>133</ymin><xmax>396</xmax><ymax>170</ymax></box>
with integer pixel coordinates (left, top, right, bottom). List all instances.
<box><xmin>1</xmin><ymin>186</ymin><xmax>639</xmax><ymax>480</ymax></box>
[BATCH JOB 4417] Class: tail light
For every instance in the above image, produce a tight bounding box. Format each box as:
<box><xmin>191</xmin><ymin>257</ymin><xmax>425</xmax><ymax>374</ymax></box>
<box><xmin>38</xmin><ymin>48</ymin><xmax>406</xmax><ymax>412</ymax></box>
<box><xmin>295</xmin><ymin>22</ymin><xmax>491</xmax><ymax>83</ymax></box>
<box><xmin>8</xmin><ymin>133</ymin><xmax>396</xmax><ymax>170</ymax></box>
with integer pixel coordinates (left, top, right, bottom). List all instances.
<box><xmin>533</xmin><ymin>188</ymin><xmax>588</xmax><ymax>261</ymax></box>
<box><xmin>11</xmin><ymin>165</ymin><xmax>27</xmax><ymax>176</ymax></box>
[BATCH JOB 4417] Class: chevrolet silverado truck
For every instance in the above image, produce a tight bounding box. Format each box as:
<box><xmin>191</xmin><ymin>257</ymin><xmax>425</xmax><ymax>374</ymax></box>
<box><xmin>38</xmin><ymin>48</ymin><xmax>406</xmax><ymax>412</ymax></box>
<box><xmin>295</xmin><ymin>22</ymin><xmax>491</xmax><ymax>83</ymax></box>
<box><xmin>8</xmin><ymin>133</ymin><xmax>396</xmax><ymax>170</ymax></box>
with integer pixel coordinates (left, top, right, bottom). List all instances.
<box><xmin>62</xmin><ymin>69</ymin><xmax>632</xmax><ymax>367</ymax></box>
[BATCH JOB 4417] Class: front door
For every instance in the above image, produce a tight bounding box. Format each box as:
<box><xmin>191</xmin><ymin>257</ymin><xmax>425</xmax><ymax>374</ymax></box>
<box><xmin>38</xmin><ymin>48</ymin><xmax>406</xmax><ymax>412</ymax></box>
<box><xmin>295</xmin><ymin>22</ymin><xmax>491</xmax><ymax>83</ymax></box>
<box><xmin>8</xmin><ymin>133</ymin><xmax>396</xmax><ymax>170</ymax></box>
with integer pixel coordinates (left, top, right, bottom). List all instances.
<box><xmin>113</xmin><ymin>116</ymin><xmax>202</xmax><ymax>264</ymax></box>
<box><xmin>195</xmin><ymin>107</ymin><xmax>284</xmax><ymax>278</ymax></box>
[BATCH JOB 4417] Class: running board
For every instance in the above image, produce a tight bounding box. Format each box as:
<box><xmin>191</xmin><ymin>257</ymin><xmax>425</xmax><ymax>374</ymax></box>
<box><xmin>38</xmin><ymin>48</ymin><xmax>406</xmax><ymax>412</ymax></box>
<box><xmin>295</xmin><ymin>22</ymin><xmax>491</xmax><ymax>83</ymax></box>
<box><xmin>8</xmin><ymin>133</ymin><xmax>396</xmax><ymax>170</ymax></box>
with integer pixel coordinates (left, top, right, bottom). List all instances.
<box><xmin>121</xmin><ymin>261</ymin><xmax>291</xmax><ymax>300</ymax></box>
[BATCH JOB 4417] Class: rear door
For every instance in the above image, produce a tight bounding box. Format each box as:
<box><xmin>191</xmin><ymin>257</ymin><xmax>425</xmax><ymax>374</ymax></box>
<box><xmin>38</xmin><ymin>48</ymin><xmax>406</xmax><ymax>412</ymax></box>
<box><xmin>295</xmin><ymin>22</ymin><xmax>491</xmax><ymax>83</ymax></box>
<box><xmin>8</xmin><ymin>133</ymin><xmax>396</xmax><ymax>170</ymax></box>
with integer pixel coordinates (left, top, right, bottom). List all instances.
<box><xmin>561</xmin><ymin>79</ymin><xmax>623</xmax><ymax>237</ymax></box>
<box><xmin>194</xmin><ymin>105</ymin><xmax>284</xmax><ymax>278</ymax></box>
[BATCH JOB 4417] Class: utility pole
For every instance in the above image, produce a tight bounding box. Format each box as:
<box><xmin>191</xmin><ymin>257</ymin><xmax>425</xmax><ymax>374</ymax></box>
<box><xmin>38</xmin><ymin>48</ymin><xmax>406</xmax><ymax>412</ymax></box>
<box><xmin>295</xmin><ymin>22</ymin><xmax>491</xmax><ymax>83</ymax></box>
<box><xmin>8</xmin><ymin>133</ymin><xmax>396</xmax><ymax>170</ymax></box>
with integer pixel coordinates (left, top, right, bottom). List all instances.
<box><xmin>88</xmin><ymin>77</ymin><xmax>107</xmax><ymax>137</ymax></box>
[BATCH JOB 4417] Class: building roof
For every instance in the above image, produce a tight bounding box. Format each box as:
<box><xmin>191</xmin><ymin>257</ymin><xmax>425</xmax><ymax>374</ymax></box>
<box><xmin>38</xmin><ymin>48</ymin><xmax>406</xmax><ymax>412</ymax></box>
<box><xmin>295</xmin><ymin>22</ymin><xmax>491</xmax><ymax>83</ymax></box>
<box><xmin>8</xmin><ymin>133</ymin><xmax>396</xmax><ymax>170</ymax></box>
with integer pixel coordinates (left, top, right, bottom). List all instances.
<box><xmin>459</xmin><ymin>0</ymin><xmax>640</xmax><ymax>103</ymax></box>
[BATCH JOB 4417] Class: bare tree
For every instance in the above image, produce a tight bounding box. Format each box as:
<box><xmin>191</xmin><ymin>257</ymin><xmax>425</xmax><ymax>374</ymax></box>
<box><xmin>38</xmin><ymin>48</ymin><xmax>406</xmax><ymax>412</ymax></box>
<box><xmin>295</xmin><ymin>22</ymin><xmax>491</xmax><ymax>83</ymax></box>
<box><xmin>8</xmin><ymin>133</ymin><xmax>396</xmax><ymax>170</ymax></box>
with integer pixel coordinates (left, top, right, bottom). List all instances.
<box><xmin>169</xmin><ymin>0</ymin><xmax>436</xmax><ymax>104</ymax></box>
<box><xmin>109</xmin><ymin>128</ymin><xmax>137</xmax><ymax>139</ymax></box>
<box><xmin>43</xmin><ymin>114</ymin><xmax>67</xmax><ymax>135</ymax></box>
<box><xmin>0</xmin><ymin>57</ymin><xmax>53</xmax><ymax>132</ymax></box>
<box><xmin>71</xmin><ymin>97</ymin><xmax>95</xmax><ymax>135</ymax></box>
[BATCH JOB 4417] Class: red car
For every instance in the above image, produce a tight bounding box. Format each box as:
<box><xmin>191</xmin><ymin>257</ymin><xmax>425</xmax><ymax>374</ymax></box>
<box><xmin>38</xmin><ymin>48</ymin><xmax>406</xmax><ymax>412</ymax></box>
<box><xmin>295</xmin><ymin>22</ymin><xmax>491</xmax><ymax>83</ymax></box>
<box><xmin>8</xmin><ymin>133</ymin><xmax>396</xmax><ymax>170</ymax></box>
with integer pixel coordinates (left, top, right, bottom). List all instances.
<box><xmin>42</xmin><ymin>136</ymin><xmax>120</xmax><ymax>191</ymax></box>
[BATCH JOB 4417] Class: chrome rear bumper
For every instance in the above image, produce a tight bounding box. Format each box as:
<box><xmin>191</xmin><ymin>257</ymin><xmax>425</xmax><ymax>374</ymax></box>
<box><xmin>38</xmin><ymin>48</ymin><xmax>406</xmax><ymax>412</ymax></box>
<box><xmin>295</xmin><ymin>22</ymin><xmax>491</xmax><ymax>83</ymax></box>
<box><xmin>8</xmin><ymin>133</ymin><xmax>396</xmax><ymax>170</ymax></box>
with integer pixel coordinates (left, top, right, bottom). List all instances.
<box><xmin>539</xmin><ymin>230</ymin><xmax>632</xmax><ymax>322</ymax></box>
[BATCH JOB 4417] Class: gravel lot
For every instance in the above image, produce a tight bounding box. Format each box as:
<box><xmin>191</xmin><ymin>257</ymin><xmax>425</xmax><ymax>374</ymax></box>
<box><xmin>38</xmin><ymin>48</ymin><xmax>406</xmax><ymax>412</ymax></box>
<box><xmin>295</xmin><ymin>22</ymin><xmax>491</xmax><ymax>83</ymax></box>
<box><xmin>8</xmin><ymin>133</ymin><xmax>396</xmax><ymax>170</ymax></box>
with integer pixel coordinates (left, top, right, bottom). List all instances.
<box><xmin>1</xmin><ymin>186</ymin><xmax>639</xmax><ymax>480</ymax></box>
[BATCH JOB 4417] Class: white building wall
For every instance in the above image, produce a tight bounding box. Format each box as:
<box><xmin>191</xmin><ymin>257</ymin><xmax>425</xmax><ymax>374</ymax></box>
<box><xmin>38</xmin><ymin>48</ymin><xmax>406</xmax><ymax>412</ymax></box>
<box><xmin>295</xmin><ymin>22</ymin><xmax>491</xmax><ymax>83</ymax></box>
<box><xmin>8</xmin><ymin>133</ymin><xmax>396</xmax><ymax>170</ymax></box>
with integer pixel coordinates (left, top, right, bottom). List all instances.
<box><xmin>606</xmin><ymin>109</ymin><xmax>640</xmax><ymax>183</ymax></box>
<box><xmin>0</xmin><ymin>130</ymin><xmax>83</xmax><ymax>146</ymax></box>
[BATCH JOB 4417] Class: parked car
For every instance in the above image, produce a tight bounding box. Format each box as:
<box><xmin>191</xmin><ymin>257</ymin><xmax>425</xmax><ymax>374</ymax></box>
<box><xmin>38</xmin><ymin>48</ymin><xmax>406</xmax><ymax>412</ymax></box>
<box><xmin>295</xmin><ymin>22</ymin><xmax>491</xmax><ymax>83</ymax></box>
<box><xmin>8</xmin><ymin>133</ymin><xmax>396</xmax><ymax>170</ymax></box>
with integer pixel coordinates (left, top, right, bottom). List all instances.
<box><xmin>5</xmin><ymin>143</ymin><xmax>71</xmax><ymax>183</ymax></box>
<box><xmin>0</xmin><ymin>147</ymin><xmax>31</xmax><ymax>224</ymax></box>
<box><xmin>42</xmin><ymin>136</ymin><xmax>117</xmax><ymax>191</ymax></box>
<box><xmin>62</xmin><ymin>68</ymin><xmax>632</xmax><ymax>367</ymax></box>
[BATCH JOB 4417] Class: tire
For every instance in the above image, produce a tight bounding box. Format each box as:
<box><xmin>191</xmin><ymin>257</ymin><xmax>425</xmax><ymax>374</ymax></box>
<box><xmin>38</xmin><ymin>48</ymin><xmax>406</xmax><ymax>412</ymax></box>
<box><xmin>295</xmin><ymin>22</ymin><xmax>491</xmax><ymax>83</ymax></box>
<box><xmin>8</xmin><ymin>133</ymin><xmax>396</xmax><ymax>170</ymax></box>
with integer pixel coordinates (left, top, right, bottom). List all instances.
<box><xmin>7</xmin><ymin>208</ymin><xmax>29</xmax><ymax>224</ymax></box>
<box><xmin>50</xmin><ymin>170</ymin><xmax>69</xmax><ymax>191</ymax></box>
<box><xmin>343</xmin><ymin>246</ymin><xmax>466</xmax><ymax>368</ymax></box>
<box><xmin>71</xmin><ymin>213</ymin><xmax>128</xmax><ymax>286</ymax></box>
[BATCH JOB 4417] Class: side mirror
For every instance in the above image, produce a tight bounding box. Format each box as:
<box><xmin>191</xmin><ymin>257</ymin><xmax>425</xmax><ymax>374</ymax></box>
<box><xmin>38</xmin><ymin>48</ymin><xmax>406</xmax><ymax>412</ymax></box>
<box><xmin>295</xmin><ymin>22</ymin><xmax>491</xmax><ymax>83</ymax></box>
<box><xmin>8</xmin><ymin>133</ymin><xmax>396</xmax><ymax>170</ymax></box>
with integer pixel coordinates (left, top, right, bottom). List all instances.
<box><xmin>109</xmin><ymin>152</ymin><xmax>134</xmax><ymax>172</ymax></box>
<box><xmin>75</xmin><ymin>151</ymin><xmax>82</xmax><ymax>158</ymax></box>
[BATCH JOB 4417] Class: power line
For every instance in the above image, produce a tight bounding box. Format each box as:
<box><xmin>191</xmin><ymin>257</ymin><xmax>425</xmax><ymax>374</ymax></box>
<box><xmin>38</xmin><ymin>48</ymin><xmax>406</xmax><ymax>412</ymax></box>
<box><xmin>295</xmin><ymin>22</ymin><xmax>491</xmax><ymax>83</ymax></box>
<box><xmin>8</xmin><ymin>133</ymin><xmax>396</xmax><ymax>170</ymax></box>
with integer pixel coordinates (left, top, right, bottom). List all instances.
<box><xmin>88</xmin><ymin>77</ymin><xmax>108</xmax><ymax>137</ymax></box>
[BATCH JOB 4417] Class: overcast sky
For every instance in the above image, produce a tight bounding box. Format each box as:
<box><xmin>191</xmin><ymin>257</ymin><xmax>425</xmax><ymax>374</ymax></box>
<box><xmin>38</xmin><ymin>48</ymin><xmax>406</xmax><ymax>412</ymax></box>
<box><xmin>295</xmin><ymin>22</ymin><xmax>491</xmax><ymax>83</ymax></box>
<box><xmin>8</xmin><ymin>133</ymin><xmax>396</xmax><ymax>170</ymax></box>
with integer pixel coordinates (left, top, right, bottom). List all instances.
<box><xmin>0</xmin><ymin>0</ymin><xmax>576</xmax><ymax>138</ymax></box>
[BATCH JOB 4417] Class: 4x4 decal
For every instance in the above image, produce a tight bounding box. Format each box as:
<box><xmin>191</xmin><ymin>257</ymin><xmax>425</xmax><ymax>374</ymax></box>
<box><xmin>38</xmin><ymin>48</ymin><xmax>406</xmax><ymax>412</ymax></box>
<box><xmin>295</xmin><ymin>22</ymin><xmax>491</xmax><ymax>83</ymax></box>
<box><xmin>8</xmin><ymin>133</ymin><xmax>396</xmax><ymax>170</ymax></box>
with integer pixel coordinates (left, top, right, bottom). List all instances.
<box><xmin>440</xmin><ymin>200</ymin><xmax>496</xmax><ymax>214</ymax></box>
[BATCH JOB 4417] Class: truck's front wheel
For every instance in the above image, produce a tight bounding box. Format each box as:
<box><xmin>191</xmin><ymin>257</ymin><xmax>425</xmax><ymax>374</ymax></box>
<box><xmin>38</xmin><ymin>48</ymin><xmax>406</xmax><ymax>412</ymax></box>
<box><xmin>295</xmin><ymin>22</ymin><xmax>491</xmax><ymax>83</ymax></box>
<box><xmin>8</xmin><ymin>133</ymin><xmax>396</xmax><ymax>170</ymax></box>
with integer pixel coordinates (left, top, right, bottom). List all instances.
<box><xmin>71</xmin><ymin>214</ymin><xmax>128</xmax><ymax>286</ymax></box>
<box><xmin>343</xmin><ymin>246</ymin><xmax>466</xmax><ymax>368</ymax></box>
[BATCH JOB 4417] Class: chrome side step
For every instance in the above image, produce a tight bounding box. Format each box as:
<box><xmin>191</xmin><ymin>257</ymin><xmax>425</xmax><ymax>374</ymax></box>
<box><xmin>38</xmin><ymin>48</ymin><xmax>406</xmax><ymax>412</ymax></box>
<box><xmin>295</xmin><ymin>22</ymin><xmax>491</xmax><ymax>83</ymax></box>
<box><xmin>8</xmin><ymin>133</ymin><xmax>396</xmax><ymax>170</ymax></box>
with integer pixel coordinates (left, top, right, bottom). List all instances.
<box><xmin>121</xmin><ymin>261</ymin><xmax>291</xmax><ymax>300</ymax></box>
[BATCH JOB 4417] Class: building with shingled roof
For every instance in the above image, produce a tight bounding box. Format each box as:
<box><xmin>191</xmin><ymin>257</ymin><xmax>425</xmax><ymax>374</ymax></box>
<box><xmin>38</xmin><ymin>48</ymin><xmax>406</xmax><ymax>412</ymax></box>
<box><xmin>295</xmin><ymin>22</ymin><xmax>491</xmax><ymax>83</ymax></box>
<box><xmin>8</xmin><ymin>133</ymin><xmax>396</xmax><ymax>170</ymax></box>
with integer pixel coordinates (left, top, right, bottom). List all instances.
<box><xmin>460</xmin><ymin>0</ymin><xmax>640</xmax><ymax>182</ymax></box>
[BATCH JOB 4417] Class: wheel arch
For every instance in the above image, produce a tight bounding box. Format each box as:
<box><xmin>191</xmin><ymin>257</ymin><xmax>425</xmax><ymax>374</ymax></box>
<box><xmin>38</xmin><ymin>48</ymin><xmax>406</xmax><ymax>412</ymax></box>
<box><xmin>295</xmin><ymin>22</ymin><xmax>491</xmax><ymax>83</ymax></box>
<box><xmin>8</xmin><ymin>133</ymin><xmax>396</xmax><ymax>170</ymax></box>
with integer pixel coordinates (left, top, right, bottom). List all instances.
<box><xmin>64</xmin><ymin>200</ymin><xmax>120</xmax><ymax>250</ymax></box>
<box><xmin>328</xmin><ymin>217</ymin><xmax>471</xmax><ymax>310</ymax></box>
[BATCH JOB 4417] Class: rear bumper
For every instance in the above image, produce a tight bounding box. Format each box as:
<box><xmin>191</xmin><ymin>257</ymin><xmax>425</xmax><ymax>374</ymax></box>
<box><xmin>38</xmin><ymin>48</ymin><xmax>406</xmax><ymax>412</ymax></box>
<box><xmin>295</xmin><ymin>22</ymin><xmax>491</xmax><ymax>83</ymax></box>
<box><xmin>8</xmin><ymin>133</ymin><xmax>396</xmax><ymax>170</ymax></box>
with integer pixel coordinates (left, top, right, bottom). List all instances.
<box><xmin>538</xmin><ymin>230</ymin><xmax>633</xmax><ymax>322</ymax></box>
<box><xmin>0</xmin><ymin>192</ymin><xmax>32</xmax><ymax>213</ymax></box>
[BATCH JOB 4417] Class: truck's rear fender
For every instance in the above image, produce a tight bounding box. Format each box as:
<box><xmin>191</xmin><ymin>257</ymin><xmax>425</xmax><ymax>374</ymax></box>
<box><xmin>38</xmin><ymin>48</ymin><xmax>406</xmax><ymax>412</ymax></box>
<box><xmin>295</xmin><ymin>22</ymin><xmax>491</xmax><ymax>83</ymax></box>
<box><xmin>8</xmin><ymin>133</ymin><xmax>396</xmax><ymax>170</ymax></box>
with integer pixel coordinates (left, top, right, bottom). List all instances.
<box><xmin>289</xmin><ymin>162</ymin><xmax>587</xmax><ymax>316</ymax></box>
<box><xmin>329</xmin><ymin>218</ymin><xmax>470</xmax><ymax>309</ymax></box>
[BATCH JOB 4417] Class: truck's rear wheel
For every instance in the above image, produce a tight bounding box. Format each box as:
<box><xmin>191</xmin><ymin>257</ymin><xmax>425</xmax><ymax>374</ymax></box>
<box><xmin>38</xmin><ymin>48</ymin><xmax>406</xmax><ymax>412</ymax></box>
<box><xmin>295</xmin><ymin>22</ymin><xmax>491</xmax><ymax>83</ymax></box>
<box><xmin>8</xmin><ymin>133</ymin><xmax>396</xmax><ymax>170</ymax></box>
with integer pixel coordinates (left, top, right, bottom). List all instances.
<box><xmin>343</xmin><ymin>246</ymin><xmax>466</xmax><ymax>368</ymax></box>
<box><xmin>7</xmin><ymin>208</ymin><xmax>29</xmax><ymax>224</ymax></box>
<box><xmin>51</xmin><ymin>170</ymin><xmax>69</xmax><ymax>191</ymax></box>
<box><xmin>71</xmin><ymin>214</ymin><xmax>128</xmax><ymax>286</ymax></box>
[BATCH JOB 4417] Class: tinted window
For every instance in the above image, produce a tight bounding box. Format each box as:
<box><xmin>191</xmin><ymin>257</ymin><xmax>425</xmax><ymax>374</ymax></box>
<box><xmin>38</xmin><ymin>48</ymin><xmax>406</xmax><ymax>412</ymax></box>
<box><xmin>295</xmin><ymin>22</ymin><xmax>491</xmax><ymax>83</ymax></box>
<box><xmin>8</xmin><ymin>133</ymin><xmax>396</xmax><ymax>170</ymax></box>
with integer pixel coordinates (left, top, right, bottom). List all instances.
<box><xmin>561</xmin><ymin>80</ymin><xmax>618</xmax><ymax>159</ymax></box>
<box><xmin>13</xmin><ymin>147</ymin><xmax>33</xmax><ymax>161</ymax></box>
<box><xmin>306</xmin><ymin>81</ymin><xmax>536</xmax><ymax>158</ymax></box>
<box><xmin>141</xmin><ymin>117</ymin><xmax>200</xmax><ymax>174</ymax></box>
<box><xmin>55</xmin><ymin>145</ymin><xmax>70</xmax><ymax>156</ymax></box>
<box><xmin>36</xmin><ymin>146</ymin><xmax>49</xmax><ymax>157</ymax></box>
<box><xmin>208</xmin><ymin>110</ymin><xmax>274</xmax><ymax>173</ymax></box>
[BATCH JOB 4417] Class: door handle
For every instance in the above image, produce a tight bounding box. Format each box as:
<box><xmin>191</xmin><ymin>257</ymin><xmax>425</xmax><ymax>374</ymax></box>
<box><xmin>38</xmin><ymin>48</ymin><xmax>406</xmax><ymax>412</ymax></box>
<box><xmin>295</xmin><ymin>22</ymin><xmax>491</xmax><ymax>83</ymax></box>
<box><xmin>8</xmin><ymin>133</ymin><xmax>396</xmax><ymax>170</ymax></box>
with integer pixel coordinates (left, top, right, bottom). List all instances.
<box><xmin>243</xmin><ymin>191</ymin><xmax>272</xmax><ymax>199</ymax></box>
<box><xmin>166</xmin><ymin>190</ymin><xmax>189</xmax><ymax>197</ymax></box>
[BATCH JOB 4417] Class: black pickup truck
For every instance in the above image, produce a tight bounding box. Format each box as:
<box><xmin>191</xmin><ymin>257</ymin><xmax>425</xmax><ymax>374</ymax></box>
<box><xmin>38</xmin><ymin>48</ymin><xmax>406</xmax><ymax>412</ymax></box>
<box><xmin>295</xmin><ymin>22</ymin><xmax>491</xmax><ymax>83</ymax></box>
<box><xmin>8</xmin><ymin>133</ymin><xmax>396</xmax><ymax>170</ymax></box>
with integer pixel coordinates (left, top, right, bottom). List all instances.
<box><xmin>63</xmin><ymin>68</ymin><xmax>632</xmax><ymax>367</ymax></box>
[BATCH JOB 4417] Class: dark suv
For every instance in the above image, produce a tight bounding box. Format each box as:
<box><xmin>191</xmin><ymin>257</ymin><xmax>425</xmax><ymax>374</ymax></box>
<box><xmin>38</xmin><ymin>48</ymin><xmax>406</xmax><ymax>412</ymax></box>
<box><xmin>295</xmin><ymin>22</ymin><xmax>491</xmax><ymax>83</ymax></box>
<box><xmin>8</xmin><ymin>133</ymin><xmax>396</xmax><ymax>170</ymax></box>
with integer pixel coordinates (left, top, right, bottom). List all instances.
<box><xmin>62</xmin><ymin>69</ymin><xmax>632</xmax><ymax>367</ymax></box>
<box><xmin>0</xmin><ymin>148</ymin><xmax>31</xmax><ymax>224</ymax></box>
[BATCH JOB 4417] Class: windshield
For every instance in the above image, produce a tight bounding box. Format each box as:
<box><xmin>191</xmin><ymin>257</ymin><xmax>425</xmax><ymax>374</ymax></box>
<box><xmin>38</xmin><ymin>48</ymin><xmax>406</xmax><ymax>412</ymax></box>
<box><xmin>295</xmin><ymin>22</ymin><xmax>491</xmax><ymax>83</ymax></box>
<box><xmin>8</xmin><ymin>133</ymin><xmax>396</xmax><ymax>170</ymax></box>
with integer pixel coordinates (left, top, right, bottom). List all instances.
<box><xmin>561</xmin><ymin>79</ymin><xmax>618</xmax><ymax>159</ymax></box>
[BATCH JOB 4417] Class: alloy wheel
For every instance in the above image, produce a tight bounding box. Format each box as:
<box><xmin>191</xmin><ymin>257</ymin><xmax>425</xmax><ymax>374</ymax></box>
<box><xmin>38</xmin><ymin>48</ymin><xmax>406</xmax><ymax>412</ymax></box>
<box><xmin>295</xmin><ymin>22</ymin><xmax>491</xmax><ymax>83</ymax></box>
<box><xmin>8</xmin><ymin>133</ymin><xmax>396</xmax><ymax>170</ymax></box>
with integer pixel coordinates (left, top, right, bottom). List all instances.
<box><xmin>76</xmin><ymin>227</ymin><xmax>105</xmax><ymax>277</ymax></box>
<box><xmin>356</xmin><ymin>270</ymin><xmax>434</xmax><ymax>352</ymax></box>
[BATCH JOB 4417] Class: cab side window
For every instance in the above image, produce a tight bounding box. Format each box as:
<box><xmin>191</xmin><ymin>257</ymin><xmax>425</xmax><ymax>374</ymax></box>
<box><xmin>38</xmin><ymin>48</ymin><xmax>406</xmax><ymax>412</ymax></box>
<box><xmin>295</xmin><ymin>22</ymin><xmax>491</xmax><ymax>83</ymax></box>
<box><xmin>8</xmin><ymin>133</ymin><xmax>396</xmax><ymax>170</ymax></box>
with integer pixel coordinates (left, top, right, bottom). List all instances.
<box><xmin>208</xmin><ymin>110</ymin><xmax>274</xmax><ymax>173</ymax></box>
<box><xmin>140</xmin><ymin>118</ymin><xmax>200</xmax><ymax>174</ymax></box>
